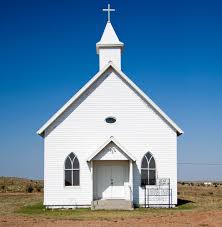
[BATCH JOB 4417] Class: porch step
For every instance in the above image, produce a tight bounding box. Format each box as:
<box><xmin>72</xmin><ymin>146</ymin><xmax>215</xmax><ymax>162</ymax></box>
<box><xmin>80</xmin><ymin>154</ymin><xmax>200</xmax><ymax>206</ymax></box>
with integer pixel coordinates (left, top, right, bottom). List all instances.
<box><xmin>92</xmin><ymin>199</ymin><xmax>134</xmax><ymax>210</ymax></box>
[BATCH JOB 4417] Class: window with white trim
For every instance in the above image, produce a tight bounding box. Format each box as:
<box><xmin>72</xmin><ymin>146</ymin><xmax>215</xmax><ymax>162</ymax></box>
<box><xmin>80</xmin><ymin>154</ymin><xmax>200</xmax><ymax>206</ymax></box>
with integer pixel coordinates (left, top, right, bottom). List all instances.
<box><xmin>64</xmin><ymin>153</ymin><xmax>80</xmax><ymax>186</ymax></box>
<box><xmin>141</xmin><ymin>152</ymin><xmax>156</xmax><ymax>186</ymax></box>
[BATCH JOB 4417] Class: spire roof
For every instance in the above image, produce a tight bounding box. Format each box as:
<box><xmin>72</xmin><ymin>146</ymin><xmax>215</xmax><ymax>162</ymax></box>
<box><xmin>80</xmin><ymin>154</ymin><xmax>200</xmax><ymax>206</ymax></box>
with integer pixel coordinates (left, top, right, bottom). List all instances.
<box><xmin>97</xmin><ymin>22</ymin><xmax>123</xmax><ymax>45</ymax></box>
<box><xmin>96</xmin><ymin>22</ymin><xmax>124</xmax><ymax>53</ymax></box>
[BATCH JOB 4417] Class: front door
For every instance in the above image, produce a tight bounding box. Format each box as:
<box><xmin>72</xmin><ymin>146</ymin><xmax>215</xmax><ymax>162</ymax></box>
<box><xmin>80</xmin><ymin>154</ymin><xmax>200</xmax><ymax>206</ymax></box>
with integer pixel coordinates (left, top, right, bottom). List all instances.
<box><xmin>111</xmin><ymin>165</ymin><xmax>125</xmax><ymax>198</ymax></box>
<box><xmin>96</xmin><ymin>163</ymin><xmax>127</xmax><ymax>199</ymax></box>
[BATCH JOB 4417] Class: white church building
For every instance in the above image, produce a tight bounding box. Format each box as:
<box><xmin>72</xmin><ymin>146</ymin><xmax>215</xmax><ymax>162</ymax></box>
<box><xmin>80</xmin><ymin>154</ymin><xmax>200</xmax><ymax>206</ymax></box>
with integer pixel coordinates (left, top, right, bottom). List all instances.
<box><xmin>37</xmin><ymin>5</ymin><xmax>183</xmax><ymax>209</ymax></box>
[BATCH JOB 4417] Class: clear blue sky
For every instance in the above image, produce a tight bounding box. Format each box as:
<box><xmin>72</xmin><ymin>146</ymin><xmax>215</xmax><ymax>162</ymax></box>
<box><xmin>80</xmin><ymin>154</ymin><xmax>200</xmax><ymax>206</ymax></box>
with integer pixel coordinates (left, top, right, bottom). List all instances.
<box><xmin>0</xmin><ymin>0</ymin><xmax>222</xmax><ymax>181</ymax></box>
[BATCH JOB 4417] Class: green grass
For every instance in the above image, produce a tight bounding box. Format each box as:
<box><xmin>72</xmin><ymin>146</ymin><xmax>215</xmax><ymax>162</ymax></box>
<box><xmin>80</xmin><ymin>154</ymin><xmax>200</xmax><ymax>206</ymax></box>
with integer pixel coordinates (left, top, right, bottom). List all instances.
<box><xmin>176</xmin><ymin>202</ymin><xmax>194</xmax><ymax>210</ymax></box>
<box><xmin>17</xmin><ymin>203</ymin><xmax>174</xmax><ymax>220</ymax></box>
<box><xmin>15</xmin><ymin>199</ymin><xmax>196</xmax><ymax>221</ymax></box>
<box><xmin>0</xmin><ymin>183</ymin><xmax>221</xmax><ymax>221</ymax></box>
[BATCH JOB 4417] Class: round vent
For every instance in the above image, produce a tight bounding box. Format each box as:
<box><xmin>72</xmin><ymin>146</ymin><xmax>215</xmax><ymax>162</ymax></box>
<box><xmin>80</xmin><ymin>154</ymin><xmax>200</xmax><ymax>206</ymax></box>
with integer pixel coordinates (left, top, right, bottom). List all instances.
<box><xmin>105</xmin><ymin>117</ymin><xmax>116</xmax><ymax>124</ymax></box>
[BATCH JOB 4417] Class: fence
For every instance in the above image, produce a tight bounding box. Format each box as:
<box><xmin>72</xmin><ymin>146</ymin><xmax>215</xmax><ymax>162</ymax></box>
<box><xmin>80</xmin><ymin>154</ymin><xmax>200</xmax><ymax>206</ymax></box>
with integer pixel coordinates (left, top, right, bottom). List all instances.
<box><xmin>144</xmin><ymin>178</ymin><xmax>172</xmax><ymax>208</ymax></box>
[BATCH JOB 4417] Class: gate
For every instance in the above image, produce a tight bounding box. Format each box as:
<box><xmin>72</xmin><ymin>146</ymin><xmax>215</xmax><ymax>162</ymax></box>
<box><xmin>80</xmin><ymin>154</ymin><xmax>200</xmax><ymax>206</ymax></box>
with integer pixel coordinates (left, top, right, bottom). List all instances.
<box><xmin>144</xmin><ymin>178</ymin><xmax>172</xmax><ymax>208</ymax></box>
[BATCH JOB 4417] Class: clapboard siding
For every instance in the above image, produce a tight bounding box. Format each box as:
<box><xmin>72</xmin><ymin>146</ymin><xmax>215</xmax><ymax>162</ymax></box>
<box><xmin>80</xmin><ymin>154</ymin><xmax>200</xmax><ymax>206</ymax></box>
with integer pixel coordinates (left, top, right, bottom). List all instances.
<box><xmin>44</xmin><ymin>70</ymin><xmax>177</xmax><ymax>206</ymax></box>
<box><xmin>99</xmin><ymin>48</ymin><xmax>121</xmax><ymax>70</ymax></box>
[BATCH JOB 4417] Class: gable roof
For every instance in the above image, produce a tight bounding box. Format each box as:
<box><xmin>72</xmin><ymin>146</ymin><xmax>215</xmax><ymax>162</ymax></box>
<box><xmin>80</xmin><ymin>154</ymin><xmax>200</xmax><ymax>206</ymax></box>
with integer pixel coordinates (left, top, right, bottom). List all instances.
<box><xmin>87</xmin><ymin>136</ymin><xmax>136</xmax><ymax>162</ymax></box>
<box><xmin>37</xmin><ymin>62</ymin><xmax>183</xmax><ymax>136</ymax></box>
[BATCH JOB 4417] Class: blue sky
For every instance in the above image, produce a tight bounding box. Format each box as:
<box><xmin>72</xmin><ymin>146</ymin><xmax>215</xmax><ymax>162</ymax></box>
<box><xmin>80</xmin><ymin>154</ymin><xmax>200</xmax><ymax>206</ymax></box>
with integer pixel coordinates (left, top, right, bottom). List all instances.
<box><xmin>0</xmin><ymin>0</ymin><xmax>222</xmax><ymax>180</ymax></box>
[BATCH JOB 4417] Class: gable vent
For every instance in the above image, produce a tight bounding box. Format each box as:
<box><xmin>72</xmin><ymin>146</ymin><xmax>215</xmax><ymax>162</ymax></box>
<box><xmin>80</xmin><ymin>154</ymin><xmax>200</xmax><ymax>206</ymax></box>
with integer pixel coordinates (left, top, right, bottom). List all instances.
<box><xmin>105</xmin><ymin>117</ymin><xmax>116</xmax><ymax>124</ymax></box>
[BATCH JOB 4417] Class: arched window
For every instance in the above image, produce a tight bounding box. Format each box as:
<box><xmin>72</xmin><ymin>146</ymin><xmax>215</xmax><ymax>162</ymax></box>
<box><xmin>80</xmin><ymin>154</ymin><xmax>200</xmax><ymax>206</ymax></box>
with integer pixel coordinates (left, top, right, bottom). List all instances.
<box><xmin>64</xmin><ymin>153</ymin><xmax>80</xmax><ymax>186</ymax></box>
<box><xmin>141</xmin><ymin>152</ymin><xmax>156</xmax><ymax>186</ymax></box>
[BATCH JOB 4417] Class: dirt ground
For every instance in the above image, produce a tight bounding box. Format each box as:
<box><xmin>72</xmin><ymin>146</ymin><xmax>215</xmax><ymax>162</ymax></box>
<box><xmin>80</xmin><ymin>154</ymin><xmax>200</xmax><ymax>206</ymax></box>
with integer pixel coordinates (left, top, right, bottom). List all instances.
<box><xmin>1</xmin><ymin>210</ymin><xmax>222</xmax><ymax>226</ymax></box>
<box><xmin>0</xmin><ymin>183</ymin><xmax>222</xmax><ymax>226</ymax></box>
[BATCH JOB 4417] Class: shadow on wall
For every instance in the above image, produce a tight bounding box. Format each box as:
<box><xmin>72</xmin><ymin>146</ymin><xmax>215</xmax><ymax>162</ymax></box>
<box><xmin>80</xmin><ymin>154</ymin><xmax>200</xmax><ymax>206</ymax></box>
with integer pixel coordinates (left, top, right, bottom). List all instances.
<box><xmin>133</xmin><ymin>162</ymin><xmax>140</xmax><ymax>206</ymax></box>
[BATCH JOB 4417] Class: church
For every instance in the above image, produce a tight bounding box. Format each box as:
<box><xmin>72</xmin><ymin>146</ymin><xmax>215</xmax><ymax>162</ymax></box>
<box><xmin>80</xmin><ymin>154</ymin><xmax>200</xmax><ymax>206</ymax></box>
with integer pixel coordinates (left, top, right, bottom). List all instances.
<box><xmin>37</xmin><ymin>5</ymin><xmax>183</xmax><ymax>210</ymax></box>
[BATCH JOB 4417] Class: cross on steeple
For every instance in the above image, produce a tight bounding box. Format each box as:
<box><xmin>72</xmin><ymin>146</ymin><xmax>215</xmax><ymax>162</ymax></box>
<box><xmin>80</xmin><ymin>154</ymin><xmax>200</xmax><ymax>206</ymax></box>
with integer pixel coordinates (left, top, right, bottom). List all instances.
<box><xmin>102</xmin><ymin>4</ymin><xmax>115</xmax><ymax>22</ymax></box>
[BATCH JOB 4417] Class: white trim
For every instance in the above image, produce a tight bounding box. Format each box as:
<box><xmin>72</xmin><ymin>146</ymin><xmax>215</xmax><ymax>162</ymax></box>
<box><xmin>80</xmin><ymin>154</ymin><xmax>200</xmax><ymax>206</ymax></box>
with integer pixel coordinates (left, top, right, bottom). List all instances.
<box><xmin>96</xmin><ymin>43</ymin><xmax>124</xmax><ymax>54</ymax></box>
<box><xmin>141</xmin><ymin>152</ymin><xmax>156</xmax><ymax>186</ymax></box>
<box><xmin>37</xmin><ymin>62</ymin><xmax>183</xmax><ymax>136</ymax></box>
<box><xmin>87</xmin><ymin>136</ymin><xmax>136</xmax><ymax>162</ymax></box>
<box><xmin>64</xmin><ymin>152</ymin><xmax>80</xmax><ymax>187</ymax></box>
<box><xmin>129</xmin><ymin>160</ymin><xmax>133</xmax><ymax>202</ymax></box>
<box><xmin>91</xmin><ymin>161</ymin><xmax>93</xmax><ymax>202</ymax></box>
<box><xmin>37</xmin><ymin>64</ymin><xmax>110</xmax><ymax>136</ymax></box>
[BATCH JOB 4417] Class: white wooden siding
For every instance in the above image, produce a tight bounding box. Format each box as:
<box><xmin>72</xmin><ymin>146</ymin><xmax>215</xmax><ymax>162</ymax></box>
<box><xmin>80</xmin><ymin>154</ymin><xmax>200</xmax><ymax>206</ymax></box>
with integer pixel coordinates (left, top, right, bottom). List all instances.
<box><xmin>44</xmin><ymin>70</ymin><xmax>177</xmax><ymax>207</ymax></box>
<box><xmin>99</xmin><ymin>48</ymin><xmax>121</xmax><ymax>70</ymax></box>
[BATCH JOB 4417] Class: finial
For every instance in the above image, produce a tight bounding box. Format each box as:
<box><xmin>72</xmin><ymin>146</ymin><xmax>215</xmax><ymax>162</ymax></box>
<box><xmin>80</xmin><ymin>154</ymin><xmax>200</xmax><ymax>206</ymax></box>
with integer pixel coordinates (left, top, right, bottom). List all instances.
<box><xmin>102</xmin><ymin>3</ymin><xmax>115</xmax><ymax>22</ymax></box>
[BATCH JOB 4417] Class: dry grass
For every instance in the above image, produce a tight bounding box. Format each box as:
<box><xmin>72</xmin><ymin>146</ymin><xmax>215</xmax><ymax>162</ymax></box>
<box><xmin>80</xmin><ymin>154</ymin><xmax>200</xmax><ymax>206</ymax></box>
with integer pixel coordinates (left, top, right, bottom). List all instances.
<box><xmin>0</xmin><ymin>182</ymin><xmax>221</xmax><ymax>220</ymax></box>
<box><xmin>0</xmin><ymin>182</ymin><xmax>222</xmax><ymax>226</ymax></box>
<box><xmin>0</xmin><ymin>193</ymin><xmax>42</xmax><ymax>216</ymax></box>
<box><xmin>0</xmin><ymin>177</ymin><xmax>43</xmax><ymax>193</ymax></box>
<box><xmin>178</xmin><ymin>184</ymin><xmax>222</xmax><ymax>210</ymax></box>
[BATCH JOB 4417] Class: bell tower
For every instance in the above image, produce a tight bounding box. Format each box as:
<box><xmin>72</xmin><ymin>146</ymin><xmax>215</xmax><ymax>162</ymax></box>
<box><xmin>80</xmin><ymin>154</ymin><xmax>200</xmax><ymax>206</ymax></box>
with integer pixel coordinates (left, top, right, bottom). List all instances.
<box><xmin>96</xmin><ymin>4</ymin><xmax>124</xmax><ymax>70</ymax></box>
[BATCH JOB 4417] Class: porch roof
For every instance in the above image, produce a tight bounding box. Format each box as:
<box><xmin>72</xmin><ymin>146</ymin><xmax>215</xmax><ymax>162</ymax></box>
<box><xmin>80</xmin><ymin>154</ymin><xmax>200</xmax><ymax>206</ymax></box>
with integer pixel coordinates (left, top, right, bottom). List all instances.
<box><xmin>87</xmin><ymin>137</ymin><xmax>136</xmax><ymax>162</ymax></box>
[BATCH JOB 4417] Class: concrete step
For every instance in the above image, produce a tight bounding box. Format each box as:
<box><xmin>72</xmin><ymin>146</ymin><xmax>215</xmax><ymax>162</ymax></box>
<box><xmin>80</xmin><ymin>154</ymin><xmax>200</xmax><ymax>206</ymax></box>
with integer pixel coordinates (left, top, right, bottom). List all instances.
<box><xmin>92</xmin><ymin>199</ymin><xmax>134</xmax><ymax>210</ymax></box>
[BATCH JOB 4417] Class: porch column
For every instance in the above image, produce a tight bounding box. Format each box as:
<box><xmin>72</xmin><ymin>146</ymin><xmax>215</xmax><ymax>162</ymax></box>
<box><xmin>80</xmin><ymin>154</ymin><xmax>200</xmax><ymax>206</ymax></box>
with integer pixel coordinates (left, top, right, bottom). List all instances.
<box><xmin>129</xmin><ymin>160</ymin><xmax>133</xmax><ymax>202</ymax></box>
<box><xmin>91</xmin><ymin>161</ymin><xmax>93</xmax><ymax>202</ymax></box>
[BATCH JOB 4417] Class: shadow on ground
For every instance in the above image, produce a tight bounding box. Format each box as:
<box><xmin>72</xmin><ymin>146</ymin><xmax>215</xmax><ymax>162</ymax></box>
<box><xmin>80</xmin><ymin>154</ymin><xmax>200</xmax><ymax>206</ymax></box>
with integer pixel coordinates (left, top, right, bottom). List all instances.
<box><xmin>177</xmin><ymin>199</ymin><xmax>194</xmax><ymax>206</ymax></box>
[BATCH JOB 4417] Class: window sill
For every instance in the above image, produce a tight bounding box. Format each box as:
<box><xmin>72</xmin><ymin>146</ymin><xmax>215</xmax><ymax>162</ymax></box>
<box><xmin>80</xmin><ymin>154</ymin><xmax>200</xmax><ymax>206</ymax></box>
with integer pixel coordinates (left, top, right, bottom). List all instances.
<box><xmin>64</xmin><ymin>186</ymin><xmax>81</xmax><ymax>189</ymax></box>
<box><xmin>141</xmin><ymin>185</ymin><xmax>156</xmax><ymax>188</ymax></box>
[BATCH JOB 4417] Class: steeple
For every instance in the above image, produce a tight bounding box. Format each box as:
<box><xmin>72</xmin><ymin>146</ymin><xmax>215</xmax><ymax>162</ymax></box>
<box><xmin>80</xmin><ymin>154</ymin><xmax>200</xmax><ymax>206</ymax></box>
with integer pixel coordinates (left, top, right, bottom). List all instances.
<box><xmin>96</xmin><ymin>4</ymin><xmax>124</xmax><ymax>70</ymax></box>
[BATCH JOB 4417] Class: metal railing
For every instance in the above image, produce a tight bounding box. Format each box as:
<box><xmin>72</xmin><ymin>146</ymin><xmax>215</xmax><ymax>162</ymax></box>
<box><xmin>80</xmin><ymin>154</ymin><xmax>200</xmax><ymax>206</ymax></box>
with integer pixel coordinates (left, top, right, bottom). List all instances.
<box><xmin>144</xmin><ymin>178</ymin><xmax>172</xmax><ymax>208</ymax></box>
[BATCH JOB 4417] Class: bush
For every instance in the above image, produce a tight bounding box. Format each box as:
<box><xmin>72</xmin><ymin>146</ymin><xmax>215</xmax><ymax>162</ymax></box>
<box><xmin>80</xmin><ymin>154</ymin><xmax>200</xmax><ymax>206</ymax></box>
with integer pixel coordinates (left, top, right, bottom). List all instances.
<box><xmin>26</xmin><ymin>185</ymin><xmax>34</xmax><ymax>193</ymax></box>
<box><xmin>35</xmin><ymin>185</ymin><xmax>43</xmax><ymax>192</ymax></box>
<box><xmin>1</xmin><ymin>185</ymin><xmax>5</xmax><ymax>191</ymax></box>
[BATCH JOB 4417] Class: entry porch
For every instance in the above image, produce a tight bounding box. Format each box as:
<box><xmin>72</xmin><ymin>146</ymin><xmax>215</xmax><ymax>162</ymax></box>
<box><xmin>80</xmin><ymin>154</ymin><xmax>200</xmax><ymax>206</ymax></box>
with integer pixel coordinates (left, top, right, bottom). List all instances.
<box><xmin>87</xmin><ymin>137</ymin><xmax>135</xmax><ymax>210</ymax></box>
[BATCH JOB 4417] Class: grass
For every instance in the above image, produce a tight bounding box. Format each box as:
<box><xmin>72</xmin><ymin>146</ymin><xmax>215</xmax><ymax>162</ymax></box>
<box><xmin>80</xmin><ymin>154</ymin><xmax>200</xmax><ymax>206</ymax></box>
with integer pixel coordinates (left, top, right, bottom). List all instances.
<box><xmin>0</xmin><ymin>177</ymin><xmax>43</xmax><ymax>193</ymax></box>
<box><xmin>17</xmin><ymin>202</ymin><xmax>178</xmax><ymax>220</ymax></box>
<box><xmin>0</xmin><ymin>181</ymin><xmax>222</xmax><ymax>221</ymax></box>
<box><xmin>178</xmin><ymin>184</ymin><xmax>222</xmax><ymax>210</ymax></box>
<box><xmin>0</xmin><ymin>193</ymin><xmax>42</xmax><ymax>216</ymax></box>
